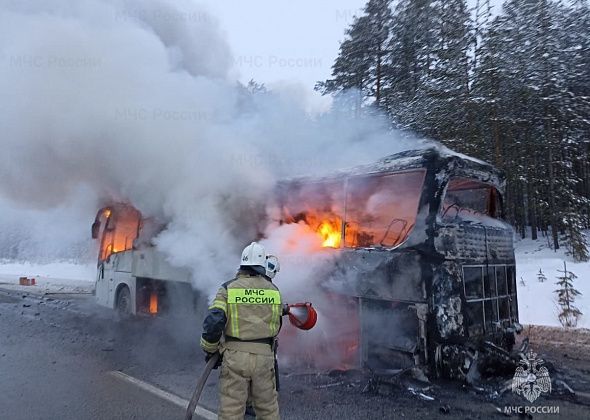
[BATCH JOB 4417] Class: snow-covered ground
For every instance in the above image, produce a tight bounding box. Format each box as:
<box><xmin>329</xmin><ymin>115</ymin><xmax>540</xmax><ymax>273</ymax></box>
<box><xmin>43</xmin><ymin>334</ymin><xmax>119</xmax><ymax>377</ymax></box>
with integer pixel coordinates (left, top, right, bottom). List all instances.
<box><xmin>515</xmin><ymin>235</ymin><xmax>590</xmax><ymax>328</ymax></box>
<box><xmin>0</xmin><ymin>261</ymin><xmax>95</xmax><ymax>294</ymax></box>
<box><xmin>0</xmin><ymin>235</ymin><xmax>588</xmax><ymax>328</ymax></box>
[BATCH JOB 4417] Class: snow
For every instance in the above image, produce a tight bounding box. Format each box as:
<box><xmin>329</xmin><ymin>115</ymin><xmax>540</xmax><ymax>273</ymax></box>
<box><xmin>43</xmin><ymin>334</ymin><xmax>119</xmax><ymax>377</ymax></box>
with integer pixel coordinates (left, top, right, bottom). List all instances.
<box><xmin>0</xmin><ymin>261</ymin><xmax>95</xmax><ymax>294</ymax></box>
<box><xmin>0</xmin><ymin>233</ymin><xmax>588</xmax><ymax>329</ymax></box>
<box><xmin>515</xmin><ymin>233</ymin><xmax>590</xmax><ymax>329</ymax></box>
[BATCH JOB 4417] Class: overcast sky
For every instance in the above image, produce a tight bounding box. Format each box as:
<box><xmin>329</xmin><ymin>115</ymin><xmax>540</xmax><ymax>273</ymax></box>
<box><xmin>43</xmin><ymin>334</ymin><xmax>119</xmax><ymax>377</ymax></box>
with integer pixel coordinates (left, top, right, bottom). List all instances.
<box><xmin>201</xmin><ymin>1</ymin><xmax>365</xmax><ymax>89</ymax></box>
<box><xmin>199</xmin><ymin>0</ymin><xmax>504</xmax><ymax>108</ymax></box>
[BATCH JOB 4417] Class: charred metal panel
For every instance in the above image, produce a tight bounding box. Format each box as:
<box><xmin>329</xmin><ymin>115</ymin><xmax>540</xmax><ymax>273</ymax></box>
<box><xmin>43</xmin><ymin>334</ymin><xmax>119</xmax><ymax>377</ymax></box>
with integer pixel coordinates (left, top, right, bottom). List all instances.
<box><xmin>324</xmin><ymin>249</ymin><xmax>428</xmax><ymax>303</ymax></box>
<box><xmin>434</xmin><ymin>224</ymin><xmax>514</xmax><ymax>264</ymax></box>
<box><xmin>484</xmin><ymin>228</ymin><xmax>515</xmax><ymax>262</ymax></box>
<box><xmin>361</xmin><ymin>299</ymin><xmax>420</xmax><ymax>370</ymax></box>
<box><xmin>319</xmin><ymin>249</ymin><xmax>432</xmax><ymax>371</ymax></box>
<box><xmin>431</xmin><ymin>261</ymin><xmax>465</xmax><ymax>340</ymax></box>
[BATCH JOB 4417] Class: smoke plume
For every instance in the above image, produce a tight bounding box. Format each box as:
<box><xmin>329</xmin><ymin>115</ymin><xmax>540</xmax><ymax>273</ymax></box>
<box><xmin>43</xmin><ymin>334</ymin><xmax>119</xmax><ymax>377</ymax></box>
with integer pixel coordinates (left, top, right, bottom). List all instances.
<box><xmin>0</xmin><ymin>0</ymin><xmax>420</xmax><ymax>295</ymax></box>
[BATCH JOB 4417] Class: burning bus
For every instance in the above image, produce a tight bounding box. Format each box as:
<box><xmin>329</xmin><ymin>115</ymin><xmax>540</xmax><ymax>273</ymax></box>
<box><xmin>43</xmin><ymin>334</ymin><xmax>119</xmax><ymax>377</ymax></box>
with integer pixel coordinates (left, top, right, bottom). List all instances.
<box><xmin>90</xmin><ymin>146</ymin><xmax>520</xmax><ymax>379</ymax></box>
<box><xmin>91</xmin><ymin>205</ymin><xmax>196</xmax><ymax>317</ymax></box>
<box><xmin>273</xmin><ymin>147</ymin><xmax>521</xmax><ymax>379</ymax></box>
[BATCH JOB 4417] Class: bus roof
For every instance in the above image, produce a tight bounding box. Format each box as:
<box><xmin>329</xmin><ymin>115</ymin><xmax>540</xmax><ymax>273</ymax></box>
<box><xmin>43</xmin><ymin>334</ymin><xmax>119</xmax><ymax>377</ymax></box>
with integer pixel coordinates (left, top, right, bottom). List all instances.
<box><xmin>280</xmin><ymin>146</ymin><xmax>505</xmax><ymax>190</ymax></box>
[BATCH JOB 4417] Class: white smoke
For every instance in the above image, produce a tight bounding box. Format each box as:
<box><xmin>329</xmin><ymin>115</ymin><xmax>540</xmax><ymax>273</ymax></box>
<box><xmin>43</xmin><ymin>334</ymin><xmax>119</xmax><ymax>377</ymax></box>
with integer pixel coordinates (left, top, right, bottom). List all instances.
<box><xmin>0</xmin><ymin>0</ymin><xmax>420</xmax><ymax>293</ymax></box>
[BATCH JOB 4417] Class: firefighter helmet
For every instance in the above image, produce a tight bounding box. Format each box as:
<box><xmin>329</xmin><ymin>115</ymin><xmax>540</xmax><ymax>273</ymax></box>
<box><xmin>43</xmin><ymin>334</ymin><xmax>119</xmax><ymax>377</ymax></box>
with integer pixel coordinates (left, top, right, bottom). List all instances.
<box><xmin>240</xmin><ymin>242</ymin><xmax>267</xmax><ymax>268</ymax></box>
<box><xmin>265</xmin><ymin>255</ymin><xmax>280</xmax><ymax>279</ymax></box>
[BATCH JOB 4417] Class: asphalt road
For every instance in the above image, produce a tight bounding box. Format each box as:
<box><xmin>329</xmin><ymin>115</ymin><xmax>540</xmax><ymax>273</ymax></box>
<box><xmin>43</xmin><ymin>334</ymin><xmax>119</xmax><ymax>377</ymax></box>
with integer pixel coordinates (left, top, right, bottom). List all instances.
<box><xmin>0</xmin><ymin>292</ymin><xmax>205</xmax><ymax>420</ymax></box>
<box><xmin>1</xmin><ymin>285</ymin><xmax>589</xmax><ymax>420</ymax></box>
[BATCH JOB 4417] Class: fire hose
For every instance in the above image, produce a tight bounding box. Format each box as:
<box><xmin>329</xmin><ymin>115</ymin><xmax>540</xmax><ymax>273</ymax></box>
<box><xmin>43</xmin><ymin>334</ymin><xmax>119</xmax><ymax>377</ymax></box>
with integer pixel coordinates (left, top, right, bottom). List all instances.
<box><xmin>185</xmin><ymin>352</ymin><xmax>220</xmax><ymax>420</ymax></box>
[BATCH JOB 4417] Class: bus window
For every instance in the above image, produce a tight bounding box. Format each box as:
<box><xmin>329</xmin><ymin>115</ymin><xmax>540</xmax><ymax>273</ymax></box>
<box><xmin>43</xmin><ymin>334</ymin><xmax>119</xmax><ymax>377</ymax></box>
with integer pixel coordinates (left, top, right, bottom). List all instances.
<box><xmin>98</xmin><ymin>206</ymin><xmax>141</xmax><ymax>262</ymax></box>
<box><xmin>344</xmin><ymin>170</ymin><xmax>425</xmax><ymax>248</ymax></box>
<box><xmin>280</xmin><ymin>181</ymin><xmax>345</xmax><ymax>248</ymax></box>
<box><xmin>97</xmin><ymin>208</ymin><xmax>112</xmax><ymax>262</ymax></box>
<box><xmin>442</xmin><ymin>178</ymin><xmax>501</xmax><ymax>220</ymax></box>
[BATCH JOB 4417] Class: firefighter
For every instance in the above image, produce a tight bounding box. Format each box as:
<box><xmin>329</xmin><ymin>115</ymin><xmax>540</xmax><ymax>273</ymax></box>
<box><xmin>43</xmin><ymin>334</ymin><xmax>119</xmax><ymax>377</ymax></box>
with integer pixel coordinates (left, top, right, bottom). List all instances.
<box><xmin>200</xmin><ymin>242</ymin><xmax>283</xmax><ymax>420</ymax></box>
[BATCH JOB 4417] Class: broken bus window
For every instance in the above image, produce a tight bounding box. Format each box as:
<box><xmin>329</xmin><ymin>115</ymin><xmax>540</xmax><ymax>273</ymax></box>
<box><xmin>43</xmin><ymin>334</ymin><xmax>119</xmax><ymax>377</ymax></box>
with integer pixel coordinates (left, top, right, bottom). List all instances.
<box><xmin>98</xmin><ymin>206</ymin><xmax>141</xmax><ymax>262</ymax></box>
<box><xmin>344</xmin><ymin>170</ymin><xmax>425</xmax><ymax>248</ymax></box>
<box><xmin>442</xmin><ymin>178</ymin><xmax>501</xmax><ymax>219</ymax></box>
<box><xmin>279</xmin><ymin>170</ymin><xmax>425</xmax><ymax>249</ymax></box>
<box><xmin>280</xmin><ymin>180</ymin><xmax>345</xmax><ymax>248</ymax></box>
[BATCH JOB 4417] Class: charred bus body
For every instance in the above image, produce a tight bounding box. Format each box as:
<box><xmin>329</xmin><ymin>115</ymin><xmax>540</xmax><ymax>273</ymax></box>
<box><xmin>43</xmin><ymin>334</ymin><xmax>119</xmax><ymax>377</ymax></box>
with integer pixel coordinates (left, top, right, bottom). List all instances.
<box><xmin>275</xmin><ymin>147</ymin><xmax>521</xmax><ymax>379</ymax></box>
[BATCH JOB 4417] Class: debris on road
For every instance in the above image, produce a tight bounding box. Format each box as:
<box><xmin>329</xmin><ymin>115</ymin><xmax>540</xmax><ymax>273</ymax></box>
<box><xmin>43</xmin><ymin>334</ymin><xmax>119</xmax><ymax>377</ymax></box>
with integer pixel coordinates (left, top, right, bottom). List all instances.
<box><xmin>408</xmin><ymin>387</ymin><xmax>435</xmax><ymax>401</ymax></box>
<box><xmin>439</xmin><ymin>404</ymin><xmax>450</xmax><ymax>414</ymax></box>
<box><xmin>315</xmin><ymin>381</ymin><xmax>345</xmax><ymax>389</ymax></box>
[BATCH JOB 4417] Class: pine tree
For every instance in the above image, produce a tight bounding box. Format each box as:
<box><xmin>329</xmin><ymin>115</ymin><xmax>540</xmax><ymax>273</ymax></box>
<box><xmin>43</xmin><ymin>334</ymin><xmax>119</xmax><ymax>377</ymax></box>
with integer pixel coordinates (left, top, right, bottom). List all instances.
<box><xmin>563</xmin><ymin>215</ymin><xmax>590</xmax><ymax>261</ymax></box>
<box><xmin>555</xmin><ymin>261</ymin><xmax>583</xmax><ymax>327</ymax></box>
<box><xmin>471</xmin><ymin>0</ymin><xmax>492</xmax><ymax>73</ymax></box>
<box><xmin>317</xmin><ymin>0</ymin><xmax>393</xmax><ymax>111</ymax></box>
<box><xmin>316</xmin><ymin>14</ymin><xmax>372</xmax><ymax>115</ymax></box>
<box><xmin>559</xmin><ymin>0</ymin><xmax>590</xmax><ymax>257</ymax></box>
<box><xmin>421</xmin><ymin>0</ymin><xmax>473</xmax><ymax>153</ymax></box>
<box><xmin>364</xmin><ymin>0</ymin><xmax>394</xmax><ymax>107</ymax></box>
<box><xmin>383</xmin><ymin>0</ymin><xmax>439</xmax><ymax>130</ymax></box>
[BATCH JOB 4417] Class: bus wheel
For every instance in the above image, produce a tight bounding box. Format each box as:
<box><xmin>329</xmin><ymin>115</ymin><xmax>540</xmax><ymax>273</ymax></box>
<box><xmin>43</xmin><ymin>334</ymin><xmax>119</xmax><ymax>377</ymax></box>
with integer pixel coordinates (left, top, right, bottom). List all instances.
<box><xmin>116</xmin><ymin>286</ymin><xmax>132</xmax><ymax>319</ymax></box>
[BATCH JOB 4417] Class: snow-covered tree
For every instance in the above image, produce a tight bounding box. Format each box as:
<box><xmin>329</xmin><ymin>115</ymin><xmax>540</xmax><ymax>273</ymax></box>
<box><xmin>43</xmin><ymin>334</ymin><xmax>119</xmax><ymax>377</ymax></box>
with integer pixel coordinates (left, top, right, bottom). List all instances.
<box><xmin>555</xmin><ymin>261</ymin><xmax>583</xmax><ymax>327</ymax></box>
<box><xmin>317</xmin><ymin>0</ymin><xmax>393</xmax><ymax>112</ymax></box>
<box><xmin>383</xmin><ymin>0</ymin><xmax>440</xmax><ymax>130</ymax></box>
<box><xmin>421</xmin><ymin>0</ymin><xmax>473</xmax><ymax>152</ymax></box>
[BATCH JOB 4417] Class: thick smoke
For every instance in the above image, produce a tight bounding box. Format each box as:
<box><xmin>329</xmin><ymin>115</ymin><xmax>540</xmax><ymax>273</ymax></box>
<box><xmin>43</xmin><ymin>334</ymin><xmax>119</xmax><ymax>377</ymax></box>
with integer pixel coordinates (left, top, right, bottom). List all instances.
<box><xmin>0</xmin><ymin>0</ymin><xmax>420</xmax><ymax>293</ymax></box>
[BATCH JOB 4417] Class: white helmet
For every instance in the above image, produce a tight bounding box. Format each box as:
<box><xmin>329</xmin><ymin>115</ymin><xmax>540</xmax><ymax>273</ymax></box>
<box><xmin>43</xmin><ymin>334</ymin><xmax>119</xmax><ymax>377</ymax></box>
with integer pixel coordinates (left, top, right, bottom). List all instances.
<box><xmin>265</xmin><ymin>255</ymin><xmax>280</xmax><ymax>279</ymax></box>
<box><xmin>241</xmin><ymin>242</ymin><xmax>267</xmax><ymax>268</ymax></box>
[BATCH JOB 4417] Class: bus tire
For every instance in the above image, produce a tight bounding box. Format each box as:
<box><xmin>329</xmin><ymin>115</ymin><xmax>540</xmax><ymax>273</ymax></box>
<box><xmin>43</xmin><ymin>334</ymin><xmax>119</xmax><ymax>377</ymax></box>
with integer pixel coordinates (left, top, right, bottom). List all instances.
<box><xmin>116</xmin><ymin>286</ymin><xmax>132</xmax><ymax>319</ymax></box>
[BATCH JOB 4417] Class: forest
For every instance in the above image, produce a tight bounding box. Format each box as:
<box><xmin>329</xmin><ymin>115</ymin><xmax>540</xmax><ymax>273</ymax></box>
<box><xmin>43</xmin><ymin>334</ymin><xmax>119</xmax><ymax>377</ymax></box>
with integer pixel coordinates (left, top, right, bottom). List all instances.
<box><xmin>318</xmin><ymin>0</ymin><xmax>590</xmax><ymax>261</ymax></box>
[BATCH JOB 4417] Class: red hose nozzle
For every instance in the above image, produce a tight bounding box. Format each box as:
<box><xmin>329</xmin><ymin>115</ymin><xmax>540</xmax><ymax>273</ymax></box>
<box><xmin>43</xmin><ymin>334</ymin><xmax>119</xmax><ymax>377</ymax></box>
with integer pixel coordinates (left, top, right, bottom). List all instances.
<box><xmin>287</xmin><ymin>302</ymin><xmax>317</xmax><ymax>330</ymax></box>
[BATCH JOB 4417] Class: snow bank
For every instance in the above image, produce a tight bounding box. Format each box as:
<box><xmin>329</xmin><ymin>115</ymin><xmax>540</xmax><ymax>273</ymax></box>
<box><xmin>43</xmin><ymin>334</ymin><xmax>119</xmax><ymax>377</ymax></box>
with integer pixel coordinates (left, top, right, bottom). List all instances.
<box><xmin>515</xmin><ymin>234</ymin><xmax>590</xmax><ymax>328</ymax></box>
<box><xmin>0</xmin><ymin>261</ymin><xmax>95</xmax><ymax>281</ymax></box>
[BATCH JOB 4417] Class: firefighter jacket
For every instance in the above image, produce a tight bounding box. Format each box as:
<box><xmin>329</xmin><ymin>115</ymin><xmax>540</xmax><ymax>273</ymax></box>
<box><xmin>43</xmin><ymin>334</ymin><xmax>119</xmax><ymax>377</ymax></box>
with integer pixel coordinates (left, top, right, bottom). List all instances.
<box><xmin>200</xmin><ymin>273</ymin><xmax>283</xmax><ymax>354</ymax></box>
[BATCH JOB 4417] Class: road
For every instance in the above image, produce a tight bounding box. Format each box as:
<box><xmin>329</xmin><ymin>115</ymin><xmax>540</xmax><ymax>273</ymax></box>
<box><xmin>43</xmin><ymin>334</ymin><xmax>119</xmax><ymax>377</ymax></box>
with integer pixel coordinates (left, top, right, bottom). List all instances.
<box><xmin>1</xmin><ymin>283</ymin><xmax>589</xmax><ymax>420</ymax></box>
<box><xmin>0</xmin><ymin>288</ymin><xmax>211</xmax><ymax>420</ymax></box>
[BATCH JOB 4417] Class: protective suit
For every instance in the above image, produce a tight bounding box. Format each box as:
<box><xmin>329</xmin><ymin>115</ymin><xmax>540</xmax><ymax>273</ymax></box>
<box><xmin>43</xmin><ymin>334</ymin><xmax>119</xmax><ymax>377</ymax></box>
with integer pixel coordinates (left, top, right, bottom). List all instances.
<box><xmin>201</xmin><ymin>243</ymin><xmax>282</xmax><ymax>420</ymax></box>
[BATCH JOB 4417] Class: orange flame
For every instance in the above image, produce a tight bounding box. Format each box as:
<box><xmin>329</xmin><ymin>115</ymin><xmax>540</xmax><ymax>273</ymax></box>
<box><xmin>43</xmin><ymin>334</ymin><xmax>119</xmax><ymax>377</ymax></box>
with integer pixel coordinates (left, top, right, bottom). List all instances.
<box><xmin>149</xmin><ymin>291</ymin><xmax>158</xmax><ymax>314</ymax></box>
<box><xmin>318</xmin><ymin>220</ymin><xmax>341</xmax><ymax>248</ymax></box>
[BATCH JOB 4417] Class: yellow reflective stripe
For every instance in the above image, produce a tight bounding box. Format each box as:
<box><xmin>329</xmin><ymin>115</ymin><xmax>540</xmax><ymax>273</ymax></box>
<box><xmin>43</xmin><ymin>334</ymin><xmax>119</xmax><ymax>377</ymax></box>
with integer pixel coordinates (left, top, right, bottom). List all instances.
<box><xmin>227</xmin><ymin>288</ymin><xmax>281</xmax><ymax>305</ymax></box>
<box><xmin>228</xmin><ymin>303</ymin><xmax>239</xmax><ymax>337</ymax></box>
<box><xmin>209</xmin><ymin>299</ymin><xmax>227</xmax><ymax>312</ymax></box>
<box><xmin>270</xmin><ymin>304</ymin><xmax>280</xmax><ymax>336</ymax></box>
<box><xmin>200</xmin><ymin>337</ymin><xmax>218</xmax><ymax>353</ymax></box>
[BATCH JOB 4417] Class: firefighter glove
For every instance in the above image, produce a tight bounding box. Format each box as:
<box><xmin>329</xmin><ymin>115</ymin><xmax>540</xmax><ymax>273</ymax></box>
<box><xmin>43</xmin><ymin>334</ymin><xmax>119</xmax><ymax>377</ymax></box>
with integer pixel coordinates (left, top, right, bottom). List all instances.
<box><xmin>204</xmin><ymin>351</ymin><xmax>222</xmax><ymax>369</ymax></box>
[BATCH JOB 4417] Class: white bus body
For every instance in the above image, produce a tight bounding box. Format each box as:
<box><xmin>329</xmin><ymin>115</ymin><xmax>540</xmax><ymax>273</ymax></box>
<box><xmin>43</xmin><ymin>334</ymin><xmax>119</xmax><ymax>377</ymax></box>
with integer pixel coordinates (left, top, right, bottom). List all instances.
<box><xmin>92</xmin><ymin>205</ymin><xmax>195</xmax><ymax>317</ymax></box>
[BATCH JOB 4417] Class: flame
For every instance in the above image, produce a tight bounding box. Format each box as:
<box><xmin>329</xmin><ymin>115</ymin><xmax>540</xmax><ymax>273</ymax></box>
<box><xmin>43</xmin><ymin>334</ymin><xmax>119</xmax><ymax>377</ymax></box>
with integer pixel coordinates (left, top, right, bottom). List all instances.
<box><xmin>317</xmin><ymin>220</ymin><xmax>341</xmax><ymax>248</ymax></box>
<box><xmin>149</xmin><ymin>291</ymin><xmax>158</xmax><ymax>314</ymax></box>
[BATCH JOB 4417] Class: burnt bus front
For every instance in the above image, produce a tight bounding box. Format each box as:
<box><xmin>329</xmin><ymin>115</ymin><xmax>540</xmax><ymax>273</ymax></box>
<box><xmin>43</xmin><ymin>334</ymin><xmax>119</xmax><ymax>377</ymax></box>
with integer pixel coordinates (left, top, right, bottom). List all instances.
<box><xmin>430</xmin><ymin>154</ymin><xmax>520</xmax><ymax>379</ymax></box>
<box><xmin>276</xmin><ymin>148</ymin><xmax>519</xmax><ymax>377</ymax></box>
